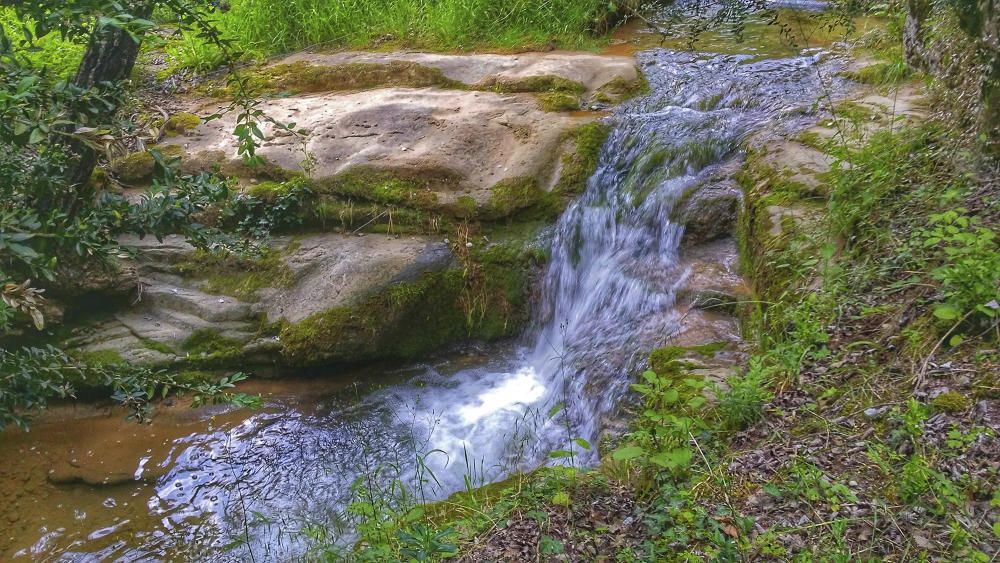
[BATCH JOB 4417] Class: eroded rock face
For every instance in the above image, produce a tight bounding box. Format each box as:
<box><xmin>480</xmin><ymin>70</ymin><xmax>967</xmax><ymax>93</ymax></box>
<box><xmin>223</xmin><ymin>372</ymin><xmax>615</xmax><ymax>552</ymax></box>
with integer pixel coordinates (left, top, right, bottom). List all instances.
<box><xmin>71</xmin><ymin>50</ymin><xmax>637</xmax><ymax>369</ymax></box>
<box><xmin>172</xmin><ymin>89</ymin><xmax>589</xmax><ymax>205</ymax></box>
<box><xmin>160</xmin><ymin>50</ymin><xmax>637</xmax><ymax>204</ymax></box>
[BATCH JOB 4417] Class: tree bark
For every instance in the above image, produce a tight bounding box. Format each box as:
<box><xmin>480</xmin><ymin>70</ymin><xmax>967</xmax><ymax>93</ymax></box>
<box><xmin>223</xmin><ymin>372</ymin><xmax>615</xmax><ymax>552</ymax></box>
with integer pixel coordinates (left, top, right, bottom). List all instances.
<box><xmin>66</xmin><ymin>3</ymin><xmax>152</xmax><ymax>192</ymax></box>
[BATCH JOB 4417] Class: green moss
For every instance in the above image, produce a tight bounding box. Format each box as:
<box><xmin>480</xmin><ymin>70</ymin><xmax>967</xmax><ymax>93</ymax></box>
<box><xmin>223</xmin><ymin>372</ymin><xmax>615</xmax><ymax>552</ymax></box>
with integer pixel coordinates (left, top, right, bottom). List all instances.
<box><xmin>832</xmin><ymin>100</ymin><xmax>876</xmax><ymax>123</ymax></box>
<box><xmin>842</xmin><ymin>49</ymin><xmax>912</xmax><ymax>87</ymax></box>
<box><xmin>477</xmin><ymin>74</ymin><xmax>586</xmax><ymax>95</ymax></box>
<box><xmin>449</xmin><ymin>195</ymin><xmax>479</xmax><ymax>220</ymax></box>
<box><xmin>173</xmin><ymin>370</ymin><xmax>217</xmax><ymax>385</ymax></box>
<box><xmin>593</xmin><ymin>72</ymin><xmax>650</xmax><ymax>105</ymax></box>
<box><xmin>244</xmin><ymin>60</ymin><xmax>465</xmax><ymax>96</ymax></box>
<box><xmin>554</xmin><ymin>122</ymin><xmax>611</xmax><ymax>196</ymax></box>
<box><xmin>141</xmin><ymin>339</ymin><xmax>175</xmax><ymax>355</ymax></box>
<box><xmin>181</xmin><ymin>329</ymin><xmax>244</xmax><ymax>358</ymax></box>
<box><xmin>649</xmin><ymin>346</ymin><xmax>686</xmax><ymax>377</ymax></box>
<box><xmin>930</xmin><ymin>391</ymin><xmax>971</xmax><ymax>413</ymax></box>
<box><xmin>73</xmin><ymin>349</ymin><xmax>126</xmax><ymax>366</ymax></box>
<box><xmin>177</xmin><ymin>248</ymin><xmax>294</xmax><ymax>302</ymax></box>
<box><xmin>111</xmin><ymin>144</ymin><xmax>185</xmax><ymax>184</ymax></box>
<box><xmin>537</xmin><ymin>92</ymin><xmax>581</xmax><ymax>112</ymax></box>
<box><xmin>691</xmin><ymin>341</ymin><xmax>729</xmax><ymax>358</ymax></box>
<box><xmin>486</xmin><ymin>177</ymin><xmax>555</xmax><ymax>219</ymax></box>
<box><xmin>164</xmin><ymin>112</ymin><xmax>202</xmax><ymax>136</ymax></box>
<box><xmin>316</xmin><ymin>166</ymin><xmax>448</xmax><ymax>209</ymax></box>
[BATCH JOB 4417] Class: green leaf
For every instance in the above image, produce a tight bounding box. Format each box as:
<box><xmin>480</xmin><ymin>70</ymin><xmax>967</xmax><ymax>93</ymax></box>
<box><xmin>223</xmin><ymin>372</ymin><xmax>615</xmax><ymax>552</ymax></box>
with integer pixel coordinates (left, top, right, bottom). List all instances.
<box><xmin>547</xmin><ymin>402</ymin><xmax>565</xmax><ymax>419</ymax></box>
<box><xmin>649</xmin><ymin>447</ymin><xmax>692</xmax><ymax>469</ymax></box>
<box><xmin>28</xmin><ymin>128</ymin><xmax>45</xmax><ymax>144</ymax></box>
<box><xmin>686</xmin><ymin>396</ymin><xmax>707</xmax><ymax>409</ymax></box>
<box><xmin>549</xmin><ymin>449</ymin><xmax>574</xmax><ymax>459</ymax></box>
<box><xmin>611</xmin><ymin>446</ymin><xmax>644</xmax><ymax>461</ymax></box>
<box><xmin>933</xmin><ymin>304</ymin><xmax>961</xmax><ymax>320</ymax></box>
<box><xmin>574</xmin><ymin>438</ymin><xmax>591</xmax><ymax>451</ymax></box>
<box><xmin>949</xmin><ymin>334</ymin><xmax>964</xmax><ymax>347</ymax></box>
<box><xmin>662</xmin><ymin>388</ymin><xmax>679</xmax><ymax>404</ymax></box>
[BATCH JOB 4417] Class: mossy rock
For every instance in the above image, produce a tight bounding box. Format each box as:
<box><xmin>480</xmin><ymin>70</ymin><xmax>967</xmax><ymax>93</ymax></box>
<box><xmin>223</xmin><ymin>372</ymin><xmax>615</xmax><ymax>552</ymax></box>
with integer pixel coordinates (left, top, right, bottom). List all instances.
<box><xmin>280</xmin><ymin>240</ymin><xmax>540</xmax><ymax>366</ymax></box>
<box><xmin>649</xmin><ymin>346</ymin><xmax>686</xmax><ymax>377</ymax></box>
<box><xmin>178</xmin><ymin>150</ymin><xmax>295</xmax><ymax>183</ymax></box>
<box><xmin>593</xmin><ymin>72</ymin><xmax>650</xmax><ymax>105</ymax></box>
<box><xmin>538</xmin><ymin>92</ymin><xmax>581</xmax><ymax>112</ymax></box>
<box><xmin>554</xmin><ymin>122</ymin><xmax>611</xmax><ymax>196</ymax></box>
<box><xmin>177</xmin><ymin>248</ymin><xmax>295</xmax><ymax>302</ymax></box>
<box><xmin>315</xmin><ymin>166</ymin><xmax>454</xmax><ymax>210</ymax></box>
<box><xmin>73</xmin><ymin>348</ymin><xmax>127</xmax><ymax>367</ymax></box>
<box><xmin>477</xmin><ymin>74</ymin><xmax>586</xmax><ymax>95</ymax></box>
<box><xmin>488</xmin><ymin>177</ymin><xmax>544</xmax><ymax>217</ymax></box>
<box><xmin>164</xmin><ymin>112</ymin><xmax>202</xmax><ymax>136</ymax></box>
<box><xmin>111</xmin><ymin>144</ymin><xmax>185</xmax><ymax>184</ymax></box>
<box><xmin>182</xmin><ymin>329</ymin><xmax>240</xmax><ymax>355</ymax></box>
<box><xmin>237</xmin><ymin>61</ymin><xmax>464</xmax><ymax>96</ymax></box>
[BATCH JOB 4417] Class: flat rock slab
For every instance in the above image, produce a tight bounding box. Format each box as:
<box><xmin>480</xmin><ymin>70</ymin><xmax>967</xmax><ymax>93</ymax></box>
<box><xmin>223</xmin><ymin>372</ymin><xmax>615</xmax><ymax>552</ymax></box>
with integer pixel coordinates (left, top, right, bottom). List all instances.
<box><xmin>174</xmin><ymin>88</ymin><xmax>593</xmax><ymax>203</ymax></box>
<box><xmin>279</xmin><ymin>50</ymin><xmax>638</xmax><ymax>92</ymax></box>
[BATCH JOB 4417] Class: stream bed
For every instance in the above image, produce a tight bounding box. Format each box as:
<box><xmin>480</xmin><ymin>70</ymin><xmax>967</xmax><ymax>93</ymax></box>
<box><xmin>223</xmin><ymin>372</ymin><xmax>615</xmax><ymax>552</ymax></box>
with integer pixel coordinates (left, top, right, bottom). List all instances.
<box><xmin>1</xmin><ymin>17</ymin><xmax>853</xmax><ymax>561</ymax></box>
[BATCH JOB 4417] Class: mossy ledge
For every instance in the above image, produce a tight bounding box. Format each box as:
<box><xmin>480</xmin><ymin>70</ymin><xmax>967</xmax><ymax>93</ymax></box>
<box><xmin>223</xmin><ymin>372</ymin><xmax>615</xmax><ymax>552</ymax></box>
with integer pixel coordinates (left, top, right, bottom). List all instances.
<box><xmin>237</xmin><ymin>60</ymin><xmax>465</xmax><ymax>96</ymax></box>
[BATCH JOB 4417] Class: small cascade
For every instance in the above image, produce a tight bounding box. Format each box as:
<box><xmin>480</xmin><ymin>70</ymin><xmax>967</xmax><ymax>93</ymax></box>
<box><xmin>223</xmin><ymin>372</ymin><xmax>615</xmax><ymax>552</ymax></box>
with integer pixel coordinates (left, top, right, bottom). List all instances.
<box><xmin>10</xmin><ymin>50</ymin><xmax>846</xmax><ymax>561</ymax></box>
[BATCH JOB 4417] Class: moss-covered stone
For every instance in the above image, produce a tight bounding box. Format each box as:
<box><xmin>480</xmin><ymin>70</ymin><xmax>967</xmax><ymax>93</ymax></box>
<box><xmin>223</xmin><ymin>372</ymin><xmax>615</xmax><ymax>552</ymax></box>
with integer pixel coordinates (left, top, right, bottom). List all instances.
<box><xmin>316</xmin><ymin>166</ymin><xmax>447</xmax><ymax>209</ymax></box>
<box><xmin>177</xmin><ymin>248</ymin><xmax>295</xmax><ymax>302</ymax></box>
<box><xmin>223</xmin><ymin>61</ymin><xmax>465</xmax><ymax>96</ymax></box>
<box><xmin>280</xmin><ymin>237</ymin><xmax>541</xmax><ymax>366</ymax></box>
<box><xmin>593</xmin><ymin>72</ymin><xmax>650</xmax><ymax>105</ymax></box>
<box><xmin>181</xmin><ymin>329</ymin><xmax>244</xmax><ymax>360</ymax></box>
<box><xmin>73</xmin><ymin>348</ymin><xmax>127</xmax><ymax>366</ymax></box>
<box><xmin>537</xmin><ymin>92</ymin><xmax>581</xmax><ymax>112</ymax></box>
<box><xmin>141</xmin><ymin>338</ymin><xmax>175</xmax><ymax>355</ymax></box>
<box><xmin>179</xmin><ymin>150</ymin><xmax>295</xmax><ymax>183</ymax></box>
<box><xmin>554</xmin><ymin>122</ymin><xmax>611</xmax><ymax>196</ymax></box>
<box><xmin>111</xmin><ymin>144</ymin><xmax>185</xmax><ymax>184</ymax></box>
<box><xmin>649</xmin><ymin>346</ymin><xmax>687</xmax><ymax>378</ymax></box>
<box><xmin>164</xmin><ymin>112</ymin><xmax>202</xmax><ymax>136</ymax></box>
<box><xmin>486</xmin><ymin>177</ymin><xmax>555</xmax><ymax>220</ymax></box>
<box><xmin>477</xmin><ymin>74</ymin><xmax>586</xmax><ymax>95</ymax></box>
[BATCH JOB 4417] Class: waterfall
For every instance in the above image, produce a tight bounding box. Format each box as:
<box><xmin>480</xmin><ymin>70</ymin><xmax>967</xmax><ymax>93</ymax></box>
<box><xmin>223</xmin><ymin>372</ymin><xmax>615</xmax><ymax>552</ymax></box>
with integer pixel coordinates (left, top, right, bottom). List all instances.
<box><xmin>47</xmin><ymin>49</ymin><xmax>845</xmax><ymax>561</ymax></box>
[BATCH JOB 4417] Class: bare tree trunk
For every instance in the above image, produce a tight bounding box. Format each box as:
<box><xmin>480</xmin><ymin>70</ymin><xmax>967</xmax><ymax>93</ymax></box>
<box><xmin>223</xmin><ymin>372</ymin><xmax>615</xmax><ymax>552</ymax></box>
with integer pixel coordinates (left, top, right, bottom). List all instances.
<box><xmin>66</xmin><ymin>3</ymin><xmax>152</xmax><ymax>193</ymax></box>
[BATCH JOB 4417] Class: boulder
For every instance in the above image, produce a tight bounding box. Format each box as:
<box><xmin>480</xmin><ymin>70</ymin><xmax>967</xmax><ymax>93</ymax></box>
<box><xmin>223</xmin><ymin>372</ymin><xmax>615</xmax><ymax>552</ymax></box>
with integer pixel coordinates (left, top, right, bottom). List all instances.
<box><xmin>673</xmin><ymin>182</ymin><xmax>743</xmax><ymax>246</ymax></box>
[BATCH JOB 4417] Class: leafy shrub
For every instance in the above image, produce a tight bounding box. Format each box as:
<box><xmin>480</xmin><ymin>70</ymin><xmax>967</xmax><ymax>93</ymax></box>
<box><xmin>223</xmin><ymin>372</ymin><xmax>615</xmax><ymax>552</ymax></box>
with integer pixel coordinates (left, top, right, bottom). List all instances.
<box><xmin>223</xmin><ymin>177</ymin><xmax>315</xmax><ymax>238</ymax></box>
<box><xmin>917</xmin><ymin>209</ymin><xmax>1000</xmax><ymax>325</ymax></box>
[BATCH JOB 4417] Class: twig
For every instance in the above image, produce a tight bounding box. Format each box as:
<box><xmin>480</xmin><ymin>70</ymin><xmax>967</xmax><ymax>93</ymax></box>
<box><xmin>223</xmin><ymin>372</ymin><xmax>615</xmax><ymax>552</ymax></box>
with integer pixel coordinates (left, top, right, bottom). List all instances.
<box><xmin>916</xmin><ymin>309</ymin><xmax>973</xmax><ymax>388</ymax></box>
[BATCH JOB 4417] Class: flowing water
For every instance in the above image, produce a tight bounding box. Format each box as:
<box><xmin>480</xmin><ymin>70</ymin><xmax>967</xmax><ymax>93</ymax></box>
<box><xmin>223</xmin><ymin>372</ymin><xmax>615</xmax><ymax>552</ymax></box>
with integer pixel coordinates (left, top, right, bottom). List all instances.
<box><xmin>1</xmin><ymin>39</ymin><xmax>847</xmax><ymax>562</ymax></box>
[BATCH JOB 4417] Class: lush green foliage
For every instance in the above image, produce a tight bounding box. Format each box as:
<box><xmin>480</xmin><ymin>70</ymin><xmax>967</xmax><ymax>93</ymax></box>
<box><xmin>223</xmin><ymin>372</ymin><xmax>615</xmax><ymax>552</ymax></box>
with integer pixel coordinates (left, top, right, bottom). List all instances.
<box><xmin>0</xmin><ymin>0</ymin><xmax>277</xmax><ymax>428</ymax></box>
<box><xmin>168</xmin><ymin>0</ymin><xmax>627</xmax><ymax>71</ymax></box>
<box><xmin>0</xmin><ymin>346</ymin><xmax>259</xmax><ymax>429</ymax></box>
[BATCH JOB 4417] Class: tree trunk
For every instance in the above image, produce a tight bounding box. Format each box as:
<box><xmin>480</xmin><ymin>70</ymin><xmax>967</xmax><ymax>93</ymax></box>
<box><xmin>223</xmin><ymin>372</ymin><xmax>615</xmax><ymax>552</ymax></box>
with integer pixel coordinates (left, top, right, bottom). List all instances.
<box><xmin>66</xmin><ymin>3</ymin><xmax>152</xmax><ymax>192</ymax></box>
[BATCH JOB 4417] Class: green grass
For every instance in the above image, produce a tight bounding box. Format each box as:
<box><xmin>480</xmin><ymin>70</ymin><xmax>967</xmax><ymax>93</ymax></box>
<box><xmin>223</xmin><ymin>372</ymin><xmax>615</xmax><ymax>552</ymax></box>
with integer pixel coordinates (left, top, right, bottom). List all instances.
<box><xmin>0</xmin><ymin>8</ymin><xmax>85</xmax><ymax>77</ymax></box>
<box><xmin>168</xmin><ymin>0</ymin><xmax>629</xmax><ymax>71</ymax></box>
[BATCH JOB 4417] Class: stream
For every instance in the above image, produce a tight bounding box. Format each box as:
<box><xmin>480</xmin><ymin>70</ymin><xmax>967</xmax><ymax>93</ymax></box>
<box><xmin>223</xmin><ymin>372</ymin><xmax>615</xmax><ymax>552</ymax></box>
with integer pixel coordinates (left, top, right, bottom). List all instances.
<box><xmin>0</xmin><ymin>17</ymin><xmax>852</xmax><ymax>562</ymax></box>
